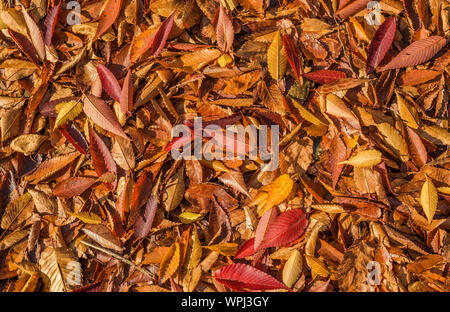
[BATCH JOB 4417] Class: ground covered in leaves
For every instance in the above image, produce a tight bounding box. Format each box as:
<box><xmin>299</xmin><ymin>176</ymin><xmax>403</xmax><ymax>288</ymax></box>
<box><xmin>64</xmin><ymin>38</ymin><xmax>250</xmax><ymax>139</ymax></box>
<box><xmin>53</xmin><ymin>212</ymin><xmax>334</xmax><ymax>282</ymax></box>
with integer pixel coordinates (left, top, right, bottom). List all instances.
<box><xmin>0</xmin><ymin>0</ymin><xmax>449</xmax><ymax>292</ymax></box>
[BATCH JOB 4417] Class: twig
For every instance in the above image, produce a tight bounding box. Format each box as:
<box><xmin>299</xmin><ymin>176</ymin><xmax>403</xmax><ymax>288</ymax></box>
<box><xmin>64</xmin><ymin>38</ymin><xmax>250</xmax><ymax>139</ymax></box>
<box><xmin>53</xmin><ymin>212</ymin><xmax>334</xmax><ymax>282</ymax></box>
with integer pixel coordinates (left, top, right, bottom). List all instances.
<box><xmin>333</xmin><ymin>13</ymin><xmax>349</xmax><ymax>61</ymax></box>
<box><xmin>80</xmin><ymin>240</ymin><xmax>155</xmax><ymax>279</ymax></box>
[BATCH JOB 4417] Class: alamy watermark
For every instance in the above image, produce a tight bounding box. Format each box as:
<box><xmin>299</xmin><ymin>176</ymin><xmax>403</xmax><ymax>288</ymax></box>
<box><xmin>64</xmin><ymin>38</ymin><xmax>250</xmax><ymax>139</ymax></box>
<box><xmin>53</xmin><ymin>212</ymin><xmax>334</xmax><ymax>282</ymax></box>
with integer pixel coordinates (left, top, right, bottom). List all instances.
<box><xmin>66</xmin><ymin>1</ymin><xmax>81</xmax><ymax>25</ymax></box>
<box><xmin>366</xmin><ymin>261</ymin><xmax>381</xmax><ymax>286</ymax></box>
<box><xmin>168</xmin><ymin>117</ymin><xmax>280</xmax><ymax>172</ymax></box>
<box><xmin>366</xmin><ymin>1</ymin><xmax>381</xmax><ymax>26</ymax></box>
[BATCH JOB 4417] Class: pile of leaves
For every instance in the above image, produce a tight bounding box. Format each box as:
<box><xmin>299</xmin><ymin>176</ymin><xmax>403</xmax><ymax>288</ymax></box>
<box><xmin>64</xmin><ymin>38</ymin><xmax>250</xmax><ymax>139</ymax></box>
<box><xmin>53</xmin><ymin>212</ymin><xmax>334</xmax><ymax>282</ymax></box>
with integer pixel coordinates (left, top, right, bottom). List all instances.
<box><xmin>0</xmin><ymin>0</ymin><xmax>449</xmax><ymax>292</ymax></box>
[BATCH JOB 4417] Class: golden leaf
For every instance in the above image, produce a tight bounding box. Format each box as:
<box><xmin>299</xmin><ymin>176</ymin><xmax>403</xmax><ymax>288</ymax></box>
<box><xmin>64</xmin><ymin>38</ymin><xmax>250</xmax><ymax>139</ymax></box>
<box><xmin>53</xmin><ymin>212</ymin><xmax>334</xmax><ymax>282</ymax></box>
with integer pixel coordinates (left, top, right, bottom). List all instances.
<box><xmin>179</xmin><ymin>212</ymin><xmax>203</xmax><ymax>224</ymax></box>
<box><xmin>397</xmin><ymin>93</ymin><xmax>419</xmax><ymax>129</ymax></box>
<box><xmin>54</xmin><ymin>100</ymin><xmax>83</xmax><ymax>129</ymax></box>
<box><xmin>159</xmin><ymin>242</ymin><xmax>180</xmax><ymax>281</ymax></box>
<box><xmin>0</xmin><ymin>230</ymin><xmax>28</xmax><ymax>251</ymax></box>
<box><xmin>163</xmin><ymin>165</ymin><xmax>185</xmax><ymax>212</ymax></box>
<box><xmin>282</xmin><ymin>249</ymin><xmax>303</xmax><ymax>288</ymax></box>
<box><xmin>339</xmin><ymin>150</ymin><xmax>382</xmax><ymax>168</ymax></box>
<box><xmin>305</xmin><ymin>255</ymin><xmax>330</xmax><ymax>280</ymax></box>
<box><xmin>376</xmin><ymin>122</ymin><xmax>409</xmax><ymax>161</ymax></box>
<box><xmin>253</xmin><ymin>174</ymin><xmax>294</xmax><ymax>216</ymax></box>
<box><xmin>1</xmin><ymin>193</ymin><xmax>33</xmax><ymax>230</ymax></box>
<box><xmin>267</xmin><ymin>31</ymin><xmax>287</xmax><ymax>81</ymax></box>
<box><xmin>68</xmin><ymin>211</ymin><xmax>102</xmax><ymax>224</ymax></box>
<box><xmin>204</xmin><ymin>242</ymin><xmax>238</xmax><ymax>256</ymax></box>
<box><xmin>420</xmin><ymin>177</ymin><xmax>438</xmax><ymax>223</ymax></box>
<box><xmin>39</xmin><ymin>247</ymin><xmax>82</xmax><ymax>292</ymax></box>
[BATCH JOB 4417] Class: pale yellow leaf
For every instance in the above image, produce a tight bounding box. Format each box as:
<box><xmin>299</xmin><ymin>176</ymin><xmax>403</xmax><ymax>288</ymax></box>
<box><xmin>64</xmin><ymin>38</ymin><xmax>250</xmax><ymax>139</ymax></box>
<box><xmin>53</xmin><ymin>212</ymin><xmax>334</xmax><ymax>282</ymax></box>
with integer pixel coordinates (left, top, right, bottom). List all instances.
<box><xmin>339</xmin><ymin>150</ymin><xmax>382</xmax><ymax>168</ymax></box>
<box><xmin>421</xmin><ymin>177</ymin><xmax>438</xmax><ymax>223</ymax></box>
<box><xmin>282</xmin><ymin>249</ymin><xmax>303</xmax><ymax>288</ymax></box>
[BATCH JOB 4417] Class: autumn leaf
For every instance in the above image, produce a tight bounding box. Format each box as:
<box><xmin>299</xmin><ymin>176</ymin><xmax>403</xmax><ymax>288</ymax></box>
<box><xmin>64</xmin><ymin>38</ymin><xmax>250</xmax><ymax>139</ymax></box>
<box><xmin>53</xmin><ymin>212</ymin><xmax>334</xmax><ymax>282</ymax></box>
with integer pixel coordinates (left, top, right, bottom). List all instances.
<box><xmin>82</xmin><ymin>94</ymin><xmax>129</xmax><ymax>140</ymax></box>
<box><xmin>380</xmin><ymin>36</ymin><xmax>447</xmax><ymax>71</ymax></box>
<box><xmin>339</xmin><ymin>150</ymin><xmax>382</xmax><ymax>168</ymax></box>
<box><xmin>267</xmin><ymin>31</ymin><xmax>287</xmax><ymax>81</ymax></box>
<box><xmin>366</xmin><ymin>17</ymin><xmax>396</xmax><ymax>74</ymax></box>
<box><xmin>213</xmin><ymin>263</ymin><xmax>289</xmax><ymax>291</ymax></box>
<box><xmin>42</xmin><ymin>1</ymin><xmax>60</xmax><ymax>46</ymax></box>
<box><xmin>259</xmin><ymin>209</ymin><xmax>308</xmax><ymax>249</ymax></box>
<box><xmin>97</xmin><ymin>64</ymin><xmax>122</xmax><ymax>102</ymax></box>
<box><xmin>303</xmin><ymin>69</ymin><xmax>346</xmax><ymax>84</ymax></box>
<box><xmin>54</xmin><ymin>100</ymin><xmax>83</xmax><ymax>129</ymax></box>
<box><xmin>216</xmin><ymin>4</ymin><xmax>234</xmax><ymax>53</ymax></box>
<box><xmin>421</xmin><ymin>177</ymin><xmax>438</xmax><ymax>223</ymax></box>
<box><xmin>39</xmin><ymin>247</ymin><xmax>82</xmax><ymax>292</ymax></box>
<box><xmin>21</xmin><ymin>5</ymin><xmax>46</xmax><ymax>61</ymax></box>
<box><xmin>282</xmin><ymin>249</ymin><xmax>302</xmax><ymax>288</ymax></box>
<box><xmin>252</xmin><ymin>174</ymin><xmax>294</xmax><ymax>216</ymax></box>
<box><xmin>93</xmin><ymin>0</ymin><xmax>123</xmax><ymax>41</ymax></box>
<box><xmin>159</xmin><ymin>242</ymin><xmax>181</xmax><ymax>281</ymax></box>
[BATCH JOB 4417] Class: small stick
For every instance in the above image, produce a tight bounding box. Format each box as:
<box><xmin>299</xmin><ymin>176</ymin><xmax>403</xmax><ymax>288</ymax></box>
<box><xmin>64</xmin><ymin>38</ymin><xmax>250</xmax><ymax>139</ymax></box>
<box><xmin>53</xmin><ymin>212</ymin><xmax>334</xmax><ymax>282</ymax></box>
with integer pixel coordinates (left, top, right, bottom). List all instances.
<box><xmin>80</xmin><ymin>240</ymin><xmax>155</xmax><ymax>279</ymax></box>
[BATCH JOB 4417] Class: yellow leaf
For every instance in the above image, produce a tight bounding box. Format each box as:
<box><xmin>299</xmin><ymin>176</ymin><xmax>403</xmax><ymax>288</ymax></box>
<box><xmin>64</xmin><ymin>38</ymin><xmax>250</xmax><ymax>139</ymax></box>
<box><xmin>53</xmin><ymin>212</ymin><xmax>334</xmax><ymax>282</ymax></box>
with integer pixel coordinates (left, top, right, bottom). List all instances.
<box><xmin>267</xmin><ymin>31</ymin><xmax>287</xmax><ymax>81</ymax></box>
<box><xmin>291</xmin><ymin>99</ymin><xmax>327</xmax><ymax>127</ymax></box>
<box><xmin>68</xmin><ymin>211</ymin><xmax>102</xmax><ymax>224</ymax></box>
<box><xmin>179</xmin><ymin>212</ymin><xmax>203</xmax><ymax>224</ymax></box>
<box><xmin>220</xmin><ymin>0</ymin><xmax>238</xmax><ymax>10</ymax></box>
<box><xmin>10</xmin><ymin>134</ymin><xmax>46</xmax><ymax>156</ymax></box>
<box><xmin>217</xmin><ymin>53</ymin><xmax>233</xmax><ymax>67</ymax></box>
<box><xmin>339</xmin><ymin>150</ymin><xmax>382</xmax><ymax>168</ymax></box>
<box><xmin>254</xmin><ymin>174</ymin><xmax>294</xmax><ymax>216</ymax></box>
<box><xmin>421</xmin><ymin>124</ymin><xmax>450</xmax><ymax>146</ymax></box>
<box><xmin>159</xmin><ymin>242</ymin><xmax>180</xmax><ymax>281</ymax></box>
<box><xmin>376</xmin><ymin>122</ymin><xmax>409</xmax><ymax>161</ymax></box>
<box><xmin>203</xmin><ymin>242</ymin><xmax>238</xmax><ymax>256</ymax></box>
<box><xmin>397</xmin><ymin>93</ymin><xmax>419</xmax><ymax>129</ymax></box>
<box><xmin>282</xmin><ymin>249</ymin><xmax>303</xmax><ymax>288</ymax></box>
<box><xmin>183</xmin><ymin>226</ymin><xmax>202</xmax><ymax>271</ymax></box>
<box><xmin>54</xmin><ymin>100</ymin><xmax>83</xmax><ymax>129</ymax></box>
<box><xmin>305</xmin><ymin>255</ymin><xmax>329</xmax><ymax>280</ymax></box>
<box><xmin>421</xmin><ymin>177</ymin><xmax>438</xmax><ymax>223</ymax></box>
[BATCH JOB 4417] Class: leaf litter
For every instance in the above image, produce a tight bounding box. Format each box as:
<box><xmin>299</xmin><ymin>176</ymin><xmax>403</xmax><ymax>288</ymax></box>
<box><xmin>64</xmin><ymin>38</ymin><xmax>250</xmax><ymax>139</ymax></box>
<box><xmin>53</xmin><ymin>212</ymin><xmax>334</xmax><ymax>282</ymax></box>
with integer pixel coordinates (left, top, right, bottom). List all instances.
<box><xmin>0</xmin><ymin>0</ymin><xmax>448</xmax><ymax>292</ymax></box>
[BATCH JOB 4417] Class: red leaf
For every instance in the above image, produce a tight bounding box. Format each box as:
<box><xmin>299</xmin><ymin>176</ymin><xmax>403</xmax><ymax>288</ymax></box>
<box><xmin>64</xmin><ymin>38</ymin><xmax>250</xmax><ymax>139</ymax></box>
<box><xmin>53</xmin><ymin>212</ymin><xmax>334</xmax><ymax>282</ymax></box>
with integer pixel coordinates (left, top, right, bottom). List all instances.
<box><xmin>60</xmin><ymin>123</ymin><xmax>88</xmax><ymax>155</ymax></box>
<box><xmin>119</xmin><ymin>69</ymin><xmax>133</xmax><ymax>114</ymax></box>
<box><xmin>282</xmin><ymin>34</ymin><xmax>302</xmax><ymax>82</ymax></box>
<box><xmin>234</xmin><ymin>238</ymin><xmax>256</xmax><ymax>259</ymax></box>
<box><xmin>43</xmin><ymin>1</ymin><xmax>61</xmax><ymax>46</ymax></box>
<box><xmin>52</xmin><ymin>177</ymin><xmax>96</xmax><ymax>198</ymax></box>
<box><xmin>303</xmin><ymin>69</ymin><xmax>346</xmax><ymax>84</ymax></box>
<box><xmin>88</xmin><ymin>124</ymin><xmax>117</xmax><ymax>184</ymax></box>
<box><xmin>83</xmin><ymin>94</ymin><xmax>129</xmax><ymax>140</ymax></box>
<box><xmin>128</xmin><ymin>171</ymin><xmax>155</xmax><ymax>227</ymax></box>
<box><xmin>94</xmin><ymin>0</ymin><xmax>123</xmax><ymax>41</ymax></box>
<box><xmin>255</xmin><ymin>207</ymin><xmax>277</xmax><ymax>250</ymax></box>
<box><xmin>134</xmin><ymin>195</ymin><xmax>158</xmax><ymax>238</ymax></box>
<box><xmin>21</xmin><ymin>5</ymin><xmax>46</xmax><ymax>61</ymax></box>
<box><xmin>216</xmin><ymin>5</ymin><xmax>234</xmax><ymax>53</ymax></box>
<box><xmin>97</xmin><ymin>64</ymin><xmax>122</xmax><ymax>102</ymax></box>
<box><xmin>381</xmin><ymin>36</ymin><xmax>447</xmax><ymax>71</ymax></box>
<box><xmin>214</xmin><ymin>263</ymin><xmax>289</xmax><ymax>291</ymax></box>
<box><xmin>406</xmin><ymin>126</ymin><xmax>427</xmax><ymax>167</ymax></box>
<box><xmin>366</xmin><ymin>17</ymin><xmax>396</xmax><ymax>74</ymax></box>
<box><xmin>151</xmin><ymin>11</ymin><xmax>176</xmax><ymax>57</ymax></box>
<box><xmin>8</xmin><ymin>29</ymin><xmax>40</xmax><ymax>66</ymax></box>
<box><xmin>260</xmin><ymin>209</ymin><xmax>308</xmax><ymax>249</ymax></box>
